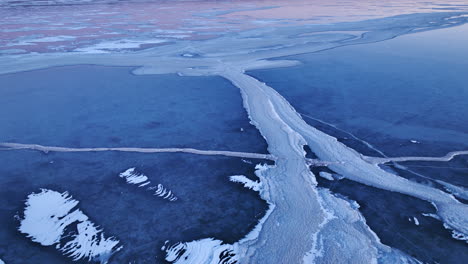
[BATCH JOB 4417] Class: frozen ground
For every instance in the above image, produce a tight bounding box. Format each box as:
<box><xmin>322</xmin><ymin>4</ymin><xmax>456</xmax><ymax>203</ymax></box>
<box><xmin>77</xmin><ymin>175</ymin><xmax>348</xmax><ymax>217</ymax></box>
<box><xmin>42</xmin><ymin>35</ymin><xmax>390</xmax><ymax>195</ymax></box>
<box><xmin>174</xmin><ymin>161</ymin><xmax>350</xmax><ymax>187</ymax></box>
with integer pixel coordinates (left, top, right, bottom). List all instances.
<box><xmin>1</xmin><ymin>1</ymin><xmax>468</xmax><ymax>263</ymax></box>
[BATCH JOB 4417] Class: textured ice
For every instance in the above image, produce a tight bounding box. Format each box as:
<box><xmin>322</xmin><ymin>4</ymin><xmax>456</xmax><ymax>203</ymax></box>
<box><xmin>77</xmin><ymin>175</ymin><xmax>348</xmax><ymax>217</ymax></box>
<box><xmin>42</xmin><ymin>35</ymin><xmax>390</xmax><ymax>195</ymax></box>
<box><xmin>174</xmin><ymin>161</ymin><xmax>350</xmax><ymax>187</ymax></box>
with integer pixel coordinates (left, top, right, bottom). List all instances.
<box><xmin>165</xmin><ymin>238</ymin><xmax>236</xmax><ymax>264</ymax></box>
<box><xmin>436</xmin><ymin>180</ymin><xmax>468</xmax><ymax>200</ymax></box>
<box><xmin>443</xmin><ymin>223</ymin><xmax>468</xmax><ymax>243</ymax></box>
<box><xmin>1</xmin><ymin>9</ymin><xmax>468</xmax><ymax>264</ymax></box>
<box><xmin>19</xmin><ymin>189</ymin><xmax>122</xmax><ymax>263</ymax></box>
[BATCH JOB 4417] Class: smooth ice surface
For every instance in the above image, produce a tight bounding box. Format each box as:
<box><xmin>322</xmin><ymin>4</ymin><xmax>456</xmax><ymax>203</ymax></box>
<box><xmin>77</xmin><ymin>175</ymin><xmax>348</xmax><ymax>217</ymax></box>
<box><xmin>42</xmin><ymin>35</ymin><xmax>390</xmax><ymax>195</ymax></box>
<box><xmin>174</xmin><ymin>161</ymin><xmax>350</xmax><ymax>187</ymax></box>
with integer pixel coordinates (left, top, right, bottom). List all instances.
<box><xmin>249</xmin><ymin>24</ymin><xmax>468</xmax><ymax>157</ymax></box>
<box><xmin>0</xmin><ymin>65</ymin><xmax>267</xmax><ymax>153</ymax></box>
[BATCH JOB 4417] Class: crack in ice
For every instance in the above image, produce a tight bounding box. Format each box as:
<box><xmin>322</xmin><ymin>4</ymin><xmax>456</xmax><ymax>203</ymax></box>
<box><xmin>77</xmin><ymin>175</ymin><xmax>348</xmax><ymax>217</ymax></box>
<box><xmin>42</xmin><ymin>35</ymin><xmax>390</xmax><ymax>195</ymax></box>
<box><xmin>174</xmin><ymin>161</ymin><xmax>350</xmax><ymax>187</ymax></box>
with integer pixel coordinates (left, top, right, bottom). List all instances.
<box><xmin>0</xmin><ymin>142</ymin><xmax>274</xmax><ymax>160</ymax></box>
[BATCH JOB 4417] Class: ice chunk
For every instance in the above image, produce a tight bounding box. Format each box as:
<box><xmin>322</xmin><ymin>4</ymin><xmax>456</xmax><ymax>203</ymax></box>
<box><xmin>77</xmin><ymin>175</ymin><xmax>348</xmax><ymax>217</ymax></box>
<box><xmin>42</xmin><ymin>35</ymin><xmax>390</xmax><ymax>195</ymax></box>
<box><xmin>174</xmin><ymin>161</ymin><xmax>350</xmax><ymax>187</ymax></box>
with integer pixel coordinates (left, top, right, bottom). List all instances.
<box><xmin>319</xmin><ymin>171</ymin><xmax>334</xmax><ymax>181</ymax></box>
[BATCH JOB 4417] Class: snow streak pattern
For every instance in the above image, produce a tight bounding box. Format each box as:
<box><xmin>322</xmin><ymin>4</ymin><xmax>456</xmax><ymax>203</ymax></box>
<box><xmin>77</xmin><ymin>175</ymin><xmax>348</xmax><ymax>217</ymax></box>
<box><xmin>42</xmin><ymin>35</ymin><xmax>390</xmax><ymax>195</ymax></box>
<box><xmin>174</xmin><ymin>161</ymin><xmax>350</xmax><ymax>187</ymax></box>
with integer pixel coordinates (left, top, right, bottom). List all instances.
<box><xmin>119</xmin><ymin>168</ymin><xmax>178</xmax><ymax>201</ymax></box>
<box><xmin>18</xmin><ymin>189</ymin><xmax>122</xmax><ymax>263</ymax></box>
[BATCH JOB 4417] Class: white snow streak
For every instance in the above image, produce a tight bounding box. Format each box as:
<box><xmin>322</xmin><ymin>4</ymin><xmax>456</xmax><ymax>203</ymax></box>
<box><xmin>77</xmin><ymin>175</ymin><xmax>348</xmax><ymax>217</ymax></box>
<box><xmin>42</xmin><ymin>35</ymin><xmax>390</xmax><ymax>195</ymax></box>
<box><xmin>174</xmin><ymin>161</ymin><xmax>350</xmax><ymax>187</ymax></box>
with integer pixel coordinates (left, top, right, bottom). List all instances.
<box><xmin>119</xmin><ymin>168</ymin><xmax>178</xmax><ymax>201</ymax></box>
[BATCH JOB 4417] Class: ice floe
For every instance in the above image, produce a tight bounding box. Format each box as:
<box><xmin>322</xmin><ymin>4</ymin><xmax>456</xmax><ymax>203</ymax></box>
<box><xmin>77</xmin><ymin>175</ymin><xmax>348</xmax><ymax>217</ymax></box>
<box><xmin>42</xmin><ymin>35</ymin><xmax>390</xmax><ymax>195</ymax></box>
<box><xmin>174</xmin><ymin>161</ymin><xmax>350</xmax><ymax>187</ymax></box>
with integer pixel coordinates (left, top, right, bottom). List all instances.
<box><xmin>18</xmin><ymin>189</ymin><xmax>121</xmax><ymax>263</ymax></box>
<box><xmin>319</xmin><ymin>171</ymin><xmax>334</xmax><ymax>181</ymax></box>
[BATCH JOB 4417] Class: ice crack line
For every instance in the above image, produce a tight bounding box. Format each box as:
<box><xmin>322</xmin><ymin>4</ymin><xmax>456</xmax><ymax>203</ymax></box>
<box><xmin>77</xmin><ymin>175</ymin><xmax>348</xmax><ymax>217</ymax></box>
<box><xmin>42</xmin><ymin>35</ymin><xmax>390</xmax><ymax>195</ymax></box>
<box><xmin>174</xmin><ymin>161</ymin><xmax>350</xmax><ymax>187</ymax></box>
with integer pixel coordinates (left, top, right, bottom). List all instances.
<box><xmin>365</xmin><ymin>151</ymin><xmax>468</xmax><ymax>164</ymax></box>
<box><xmin>0</xmin><ymin>142</ymin><xmax>275</xmax><ymax>161</ymax></box>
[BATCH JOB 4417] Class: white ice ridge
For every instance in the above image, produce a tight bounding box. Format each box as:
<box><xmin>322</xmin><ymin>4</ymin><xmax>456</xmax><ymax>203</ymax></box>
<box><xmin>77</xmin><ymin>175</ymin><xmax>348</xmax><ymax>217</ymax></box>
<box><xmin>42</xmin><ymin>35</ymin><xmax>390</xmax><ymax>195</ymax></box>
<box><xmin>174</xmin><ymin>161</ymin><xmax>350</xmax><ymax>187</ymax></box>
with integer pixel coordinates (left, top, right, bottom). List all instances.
<box><xmin>229</xmin><ymin>175</ymin><xmax>261</xmax><ymax>192</ymax></box>
<box><xmin>0</xmin><ymin>258</ymin><xmax>4</xmax><ymax>264</ymax></box>
<box><xmin>0</xmin><ymin>142</ymin><xmax>274</xmax><ymax>161</ymax></box>
<box><xmin>221</xmin><ymin>69</ymin><xmax>468</xmax><ymax>260</ymax></box>
<box><xmin>18</xmin><ymin>189</ymin><xmax>122</xmax><ymax>263</ymax></box>
<box><xmin>119</xmin><ymin>168</ymin><xmax>177</xmax><ymax>201</ymax></box>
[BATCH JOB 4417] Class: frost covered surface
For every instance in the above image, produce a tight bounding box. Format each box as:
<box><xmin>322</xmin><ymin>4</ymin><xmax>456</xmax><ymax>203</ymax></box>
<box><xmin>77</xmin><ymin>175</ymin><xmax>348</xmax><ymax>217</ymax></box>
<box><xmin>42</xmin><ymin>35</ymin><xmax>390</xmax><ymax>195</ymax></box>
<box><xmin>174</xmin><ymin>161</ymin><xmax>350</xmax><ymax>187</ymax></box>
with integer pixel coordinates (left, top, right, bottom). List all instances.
<box><xmin>119</xmin><ymin>168</ymin><xmax>177</xmax><ymax>201</ymax></box>
<box><xmin>18</xmin><ymin>189</ymin><xmax>122</xmax><ymax>263</ymax></box>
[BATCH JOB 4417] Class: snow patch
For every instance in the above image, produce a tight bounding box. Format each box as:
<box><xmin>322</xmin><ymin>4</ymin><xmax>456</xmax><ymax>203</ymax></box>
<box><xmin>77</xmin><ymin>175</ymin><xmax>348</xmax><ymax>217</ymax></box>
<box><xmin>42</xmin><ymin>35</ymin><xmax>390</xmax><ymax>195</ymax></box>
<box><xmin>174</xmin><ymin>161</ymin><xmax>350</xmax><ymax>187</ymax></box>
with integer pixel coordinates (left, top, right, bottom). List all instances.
<box><xmin>409</xmin><ymin>217</ymin><xmax>420</xmax><ymax>226</ymax></box>
<box><xmin>119</xmin><ymin>167</ymin><xmax>149</xmax><ymax>186</ymax></box>
<box><xmin>165</xmin><ymin>238</ymin><xmax>236</xmax><ymax>264</ymax></box>
<box><xmin>119</xmin><ymin>168</ymin><xmax>177</xmax><ymax>201</ymax></box>
<box><xmin>229</xmin><ymin>175</ymin><xmax>261</xmax><ymax>192</ymax></box>
<box><xmin>18</xmin><ymin>189</ymin><xmax>121</xmax><ymax>263</ymax></box>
